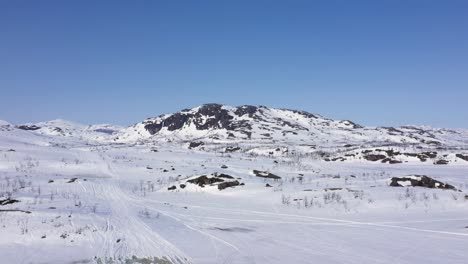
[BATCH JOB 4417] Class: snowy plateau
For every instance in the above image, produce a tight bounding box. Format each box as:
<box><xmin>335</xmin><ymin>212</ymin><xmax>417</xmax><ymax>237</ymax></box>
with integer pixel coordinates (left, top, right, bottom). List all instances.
<box><xmin>1</xmin><ymin>104</ymin><xmax>468</xmax><ymax>264</ymax></box>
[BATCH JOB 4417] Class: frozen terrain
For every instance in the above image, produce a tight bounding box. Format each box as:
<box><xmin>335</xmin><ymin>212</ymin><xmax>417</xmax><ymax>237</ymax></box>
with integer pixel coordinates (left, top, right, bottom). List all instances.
<box><xmin>1</xmin><ymin>104</ymin><xmax>468</xmax><ymax>264</ymax></box>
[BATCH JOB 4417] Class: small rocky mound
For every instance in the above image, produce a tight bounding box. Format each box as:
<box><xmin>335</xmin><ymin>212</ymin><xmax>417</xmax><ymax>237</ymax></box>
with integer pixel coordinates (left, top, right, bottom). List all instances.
<box><xmin>434</xmin><ymin>160</ymin><xmax>449</xmax><ymax>165</ymax></box>
<box><xmin>381</xmin><ymin>158</ymin><xmax>402</xmax><ymax>164</ymax></box>
<box><xmin>187</xmin><ymin>175</ymin><xmax>224</xmax><ymax>187</ymax></box>
<box><xmin>456</xmin><ymin>154</ymin><xmax>468</xmax><ymax>162</ymax></box>
<box><xmin>253</xmin><ymin>170</ymin><xmax>281</xmax><ymax>180</ymax></box>
<box><xmin>213</xmin><ymin>173</ymin><xmax>234</xmax><ymax>179</ymax></box>
<box><xmin>0</xmin><ymin>198</ymin><xmax>20</xmax><ymax>206</ymax></box>
<box><xmin>364</xmin><ymin>154</ymin><xmax>386</xmax><ymax>162</ymax></box>
<box><xmin>218</xmin><ymin>181</ymin><xmax>240</xmax><ymax>190</ymax></box>
<box><xmin>188</xmin><ymin>141</ymin><xmax>204</xmax><ymax>149</ymax></box>
<box><xmin>186</xmin><ymin>174</ymin><xmax>242</xmax><ymax>190</ymax></box>
<box><xmin>389</xmin><ymin>175</ymin><xmax>455</xmax><ymax>190</ymax></box>
<box><xmin>16</xmin><ymin>125</ymin><xmax>41</xmax><ymax>131</ymax></box>
<box><xmin>225</xmin><ymin>146</ymin><xmax>241</xmax><ymax>153</ymax></box>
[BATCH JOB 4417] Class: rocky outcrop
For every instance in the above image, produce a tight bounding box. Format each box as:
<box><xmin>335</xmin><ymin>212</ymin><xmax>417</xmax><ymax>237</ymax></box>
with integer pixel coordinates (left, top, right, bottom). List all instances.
<box><xmin>187</xmin><ymin>175</ymin><xmax>224</xmax><ymax>187</ymax></box>
<box><xmin>456</xmin><ymin>154</ymin><xmax>468</xmax><ymax>162</ymax></box>
<box><xmin>218</xmin><ymin>180</ymin><xmax>240</xmax><ymax>190</ymax></box>
<box><xmin>16</xmin><ymin>125</ymin><xmax>41</xmax><ymax>131</ymax></box>
<box><xmin>389</xmin><ymin>175</ymin><xmax>455</xmax><ymax>190</ymax></box>
<box><xmin>253</xmin><ymin>170</ymin><xmax>281</xmax><ymax>180</ymax></box>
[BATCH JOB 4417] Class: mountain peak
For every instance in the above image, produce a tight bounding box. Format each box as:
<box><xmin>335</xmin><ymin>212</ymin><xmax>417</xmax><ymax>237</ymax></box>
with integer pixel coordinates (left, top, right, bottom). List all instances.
<box><xmin>118</xmin><ymin>104</ymin><xmax>364</xmax><ymax>142</ymax></box>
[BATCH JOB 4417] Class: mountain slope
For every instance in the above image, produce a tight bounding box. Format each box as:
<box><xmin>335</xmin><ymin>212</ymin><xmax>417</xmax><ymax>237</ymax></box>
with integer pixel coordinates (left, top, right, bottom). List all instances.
<box><xmin>117</xmin><ymin>104</ymin><xmax>468</xmax><ymax>148</ymax></box>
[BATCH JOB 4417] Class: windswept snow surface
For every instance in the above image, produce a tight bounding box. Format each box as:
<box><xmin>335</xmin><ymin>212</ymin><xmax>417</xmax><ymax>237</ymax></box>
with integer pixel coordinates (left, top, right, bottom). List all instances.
<box><xmin>1</xmin><ymin>106</ymin><xmax>468</xmax><ymax>264</ymax></box>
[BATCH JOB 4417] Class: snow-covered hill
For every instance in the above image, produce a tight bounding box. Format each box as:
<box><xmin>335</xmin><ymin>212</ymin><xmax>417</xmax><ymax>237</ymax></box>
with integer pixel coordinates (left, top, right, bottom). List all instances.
<box><xmin>118</xmin><ymin>104</ymin><xmax>467</xmax><ymax>146</ymax></box>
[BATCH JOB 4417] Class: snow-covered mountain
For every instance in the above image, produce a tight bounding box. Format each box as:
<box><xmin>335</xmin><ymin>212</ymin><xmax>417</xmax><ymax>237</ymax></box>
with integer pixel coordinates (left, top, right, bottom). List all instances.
<box><xmin>118</xmin><ymin>103</ymin><xmax>468</xmax><ymax>147</ymax></box>
<box><xmin>13</xmin><ymin>119</ymin><xmax>122</xmax><ymax>143</ymax></box>
<box><xmin>10</xmin><ymin>104</ymin><xmax>468</xmax><ymax>165</ymax></box>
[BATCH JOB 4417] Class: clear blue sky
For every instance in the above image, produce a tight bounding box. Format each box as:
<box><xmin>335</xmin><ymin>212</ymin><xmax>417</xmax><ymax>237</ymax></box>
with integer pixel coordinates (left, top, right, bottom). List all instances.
<box><xmin>1</xmin><ymin>1</ymin><xmax>467</xmax><ymax>128</ymax></box>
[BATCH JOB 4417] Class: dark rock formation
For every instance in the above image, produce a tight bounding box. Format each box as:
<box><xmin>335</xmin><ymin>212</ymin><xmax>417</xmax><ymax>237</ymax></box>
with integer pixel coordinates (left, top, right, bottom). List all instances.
<box><xmin>389</xmin><ymin>175</ymin><xmax>455</xmax><ymax>190</ymax></box>
<box><xmin>187</xmin><ymin>175</ymin><xmax>224</xmax><ymax>187</ymax></box>
<box><xmin>214</xmin><ymin>173</ymin><xmax>234</xmax><ymax>179</ymax></box>
<box><xmin>364</xmin><ymin>154</ymin><xmax>386</xmax><ymax>161</ymax></box>
<box><xmin>253</xmin><ymin>170</ymin><xmax>281</xmax><ymax>180</ymax></box>
<box><xmin>218</xmin><ymin>181</ymin><xmax>240</xmax><ymax>190</ymax></box>
<box><xmin>434</xmin><ymin>160</ymin><xmax>449</xmax><ymax>165</ymax></box>
<box><xmin>188</xmin><ymin>141</ymin><xmax>204</xmax><ymax>149</ymax></box>
<box><xmin>456</xmin><ymin>154</ymin><xmax>468</xmax><ymax>162</ymax></box>
<box><xmin>225</xmin><ymin>146</ymin><xmax>241</xmax><ymax>153</ymax></box>
<box><xmin>17</xmin><ymin>125</ymin><xmax>41</xmax><ymax>131</ymax></box>
<box><xmin>0</xmin><ymin>198</ymin><xmax>20</xmax><ymax>206</ymax></box>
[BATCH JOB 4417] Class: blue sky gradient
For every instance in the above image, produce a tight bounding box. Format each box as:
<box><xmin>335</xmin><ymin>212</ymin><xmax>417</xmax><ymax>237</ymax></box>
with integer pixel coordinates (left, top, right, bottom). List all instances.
<box><xmin>1</xmin><ymin>1</ymin><xmax>467</xmax><ymax>127</ymax></box>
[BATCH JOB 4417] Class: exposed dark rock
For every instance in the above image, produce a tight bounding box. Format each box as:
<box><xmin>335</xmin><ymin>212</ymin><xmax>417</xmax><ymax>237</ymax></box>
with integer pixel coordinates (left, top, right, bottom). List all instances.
<box><xmin>340</xmin><ymin>120</ymin><xmax>363</xmax><ymax>129</ymax></box>
<box><xmin>285</xmin><ymin>109</ymin><xmax>318</xmax><ymax>119</ymax></box>
<box><xmin>195</xmin><ymin>104</ymin><xmax>235</xmax><ymax>130</ymax></box>
<box><xmin>422</xmin><ymin>152</ymin><xmax>438</xmax><ymax>159</ymax></box>
<box><xmin>67</xmin><ymin>178</ymin><xmax>78</xmax><ymax>183</ymax></box>
<box><xmin>144</xmin><ymin>122</ymin><xmax>164</xmax><ymax>135</ymax></box>
<box><xmin>389</xmin><ymin>175</ymin><xmax>455</xmax><ymax>190</ymax></box>
<box><xmin>381</xmin><ymin>127</ymin><xmax>404</xmax><ymax>134</ymax></box>
<box><xmin>253</xmin><ymin>170</ymin><xmax>281</xmax><ymax>180</ymax></box>
<box><xmin>0</xmin><ymin>209</ymin><xmax>31</xmax><ymax>214</ymax></box>
<box><xmin>221</xmin><ymin>165</ymin><xmax>228</xmax><ymax>169</ymax></box>
<box><xmin>167</xmin><ymin>185</ymin><xmax>177</xmax><ymax>191</ymax></box>
<box><xmin>265</xmin><ymin>183</ymin><xmax>272</xmax><ymax>187</ymax></box>
<box><xmin>381</xmin><ymin>158</ymin><xmax>402</xmax><ymax>164</ymax></box>
<box><xmin>179</xmin><ymin>184</ymin><xmax>186</xmax><ymax>189</ymax></box>
<box><xmin>234</xmin><ymin>105</ymin><xmax>258</xmax><ymax>117</ymax></box>
<box><xmin>331</xmin><ymin>157</ymin><xmax>346</xmax><ymax>162</ymax></box>
<box><xmin>380</xmin><ymin>149</ymin><xmax>401</xmax><ymax>157</ymax></box>
<box><xmin>218</xmin><ymin>181</ymin><xmax>240</xmax><ymax>190</ymax></box>
<box><xmin>423</xmin><ymin>140</ymin><xmax>442</xmax><ymax>146</ymax></box>
<box><xmin>17</xmin><ymin>125</ymin><xmax>41</xmax><ymax>131</ymax></box>
<box><xmin>325</xmin><ymin>188</ymin><xmax>343</xmax><ymax>191</ymax></box>
<box><xmin>364</xmin><ymin>154</ymin><xmax>387</xmax><ymax>161</ymax></box>
<box><xmin>456</xmin><ymin>154</ymin><xmax>468</xmax><ymax>162</ymax></box>
<box><xmin>0</xmin><ymin>198</ymin><xmax>20</xmax><ymax>206</ymax></box>
<box><xmin>225</xmin><ymin>146</ymin><xmax>241</xmax><ymax>153</ymax></box>
<box><xmin>434</xmin><ymin>160</ymin><xmax>449</xmax><ymax>165</ymax></box>
<box><xmin>189</xmin><ymin>141</ymin><xmax>204</xmax><ymax>149</ymax></box>
<box><xmin>214</xmin><ymin>173</ymin><xmax>235</xmax><ymax>179</ymax></box>
<box><xmin>187</xmin><ymin>175</ymin><xmax>224</xmax><ymax>187</ymax></box>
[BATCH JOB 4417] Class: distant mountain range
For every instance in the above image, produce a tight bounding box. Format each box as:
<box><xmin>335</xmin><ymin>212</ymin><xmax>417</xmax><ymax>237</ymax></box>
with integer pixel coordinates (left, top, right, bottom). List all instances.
<box><xmin>3</xmin><ymin>103</ymin><xmax>468</xmax><ymax>165</ymax></box>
